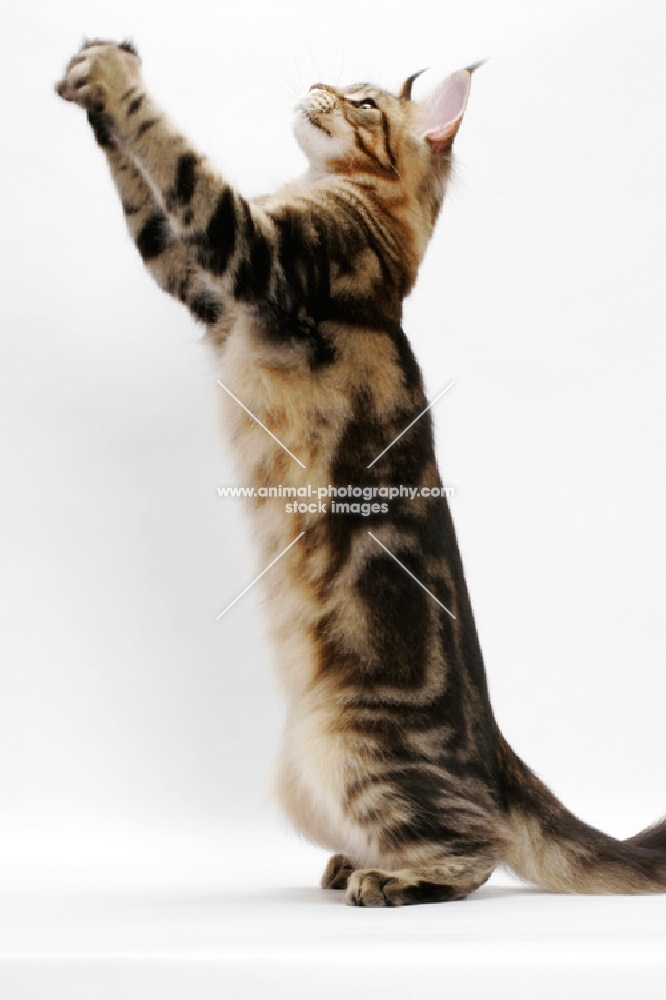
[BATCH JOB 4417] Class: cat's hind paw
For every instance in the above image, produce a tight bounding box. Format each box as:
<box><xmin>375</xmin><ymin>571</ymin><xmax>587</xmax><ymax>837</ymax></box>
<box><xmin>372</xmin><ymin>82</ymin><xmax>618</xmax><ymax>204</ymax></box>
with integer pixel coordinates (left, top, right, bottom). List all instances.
<box><xmin>346</xmin><ymin>868</ymin><xmax>463</xmax><ymax>907</ymax></box>
<box><xmin>346</xmin><ymin>869</ymin><xmax>397</xmax><ymax>906</ymax></box>
<box><xmin>321</xmin><ymin>853</ymin><xmax>356</xmax><ymax>890</ymax></box>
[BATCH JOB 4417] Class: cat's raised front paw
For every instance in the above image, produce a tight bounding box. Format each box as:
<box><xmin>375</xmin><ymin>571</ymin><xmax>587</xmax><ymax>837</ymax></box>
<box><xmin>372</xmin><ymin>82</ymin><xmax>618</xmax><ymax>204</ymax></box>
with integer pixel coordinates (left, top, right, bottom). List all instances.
<box><xmin>55</xmin><ymin>39</ymin><xmax>141</xmax><ymax>119</ymax></box>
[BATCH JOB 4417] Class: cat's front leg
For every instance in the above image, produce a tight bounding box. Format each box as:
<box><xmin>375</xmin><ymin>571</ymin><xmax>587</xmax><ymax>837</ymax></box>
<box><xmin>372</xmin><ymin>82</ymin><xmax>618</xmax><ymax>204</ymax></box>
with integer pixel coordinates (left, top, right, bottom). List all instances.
<box><xmin>56</xmin><ymin>42</ymin><xmax>227</xmax><ymax>326</ymax></box>
<box><xmin>56</xmin><ymin>40</ymin><xmax>198</xmax><ymax>220</ymax></box>
<box><xmin>58</xmin><ymin>41</ymin><xmax>235</xmax><ymax>233</ymax></box>
<box><xmin>57</xmin><ymin>40</ymin><xmax>277</xmax><ymax>322</ymax></box>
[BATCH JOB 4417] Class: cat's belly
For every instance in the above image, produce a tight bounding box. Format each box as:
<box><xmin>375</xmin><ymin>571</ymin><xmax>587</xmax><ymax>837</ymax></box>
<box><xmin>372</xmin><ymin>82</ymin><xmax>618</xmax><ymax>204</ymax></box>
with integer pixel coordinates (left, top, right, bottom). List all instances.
<box><xmin>275</xmin><ymin>697</ymin><xmax>384</xmax><ymax>867</ymax></box>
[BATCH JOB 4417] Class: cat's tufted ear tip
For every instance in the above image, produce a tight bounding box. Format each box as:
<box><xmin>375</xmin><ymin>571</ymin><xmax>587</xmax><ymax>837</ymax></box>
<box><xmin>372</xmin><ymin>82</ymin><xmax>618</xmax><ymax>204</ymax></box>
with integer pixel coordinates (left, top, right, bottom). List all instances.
<box><xmin>399</xmin><ymin>69</ymin><xmax>428</xmax><ymax>101</ymax></box>
<box><xmin>465</xmin><ymin>59</ymin><xmax>486</xmax><ymax>75</ymax></box>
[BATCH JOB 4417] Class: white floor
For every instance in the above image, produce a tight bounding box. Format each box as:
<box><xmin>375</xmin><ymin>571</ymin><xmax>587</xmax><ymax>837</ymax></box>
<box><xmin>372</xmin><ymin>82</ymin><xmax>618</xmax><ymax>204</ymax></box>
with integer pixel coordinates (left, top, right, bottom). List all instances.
<box><xmin>1</xmin><ymin>827</ymin><xmax>665</xmax><ymax>1000</ymax></box>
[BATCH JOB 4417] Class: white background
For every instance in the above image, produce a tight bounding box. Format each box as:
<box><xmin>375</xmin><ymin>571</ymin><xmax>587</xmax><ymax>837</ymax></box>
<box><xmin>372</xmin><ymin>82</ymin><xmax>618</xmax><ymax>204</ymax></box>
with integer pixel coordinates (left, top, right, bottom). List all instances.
<box><xmin>1</xmin><ymin>0</ymin><xmax>666</xmax><ymax>995</ymax></box>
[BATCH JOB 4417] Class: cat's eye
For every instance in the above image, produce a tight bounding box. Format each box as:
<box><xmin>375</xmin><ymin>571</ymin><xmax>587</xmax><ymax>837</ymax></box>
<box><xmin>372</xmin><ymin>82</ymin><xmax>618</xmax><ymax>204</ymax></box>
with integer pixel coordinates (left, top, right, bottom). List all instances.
<box><xmin>350</xmin><ymin>98</ymin><xmax>378</xmax><ymax>111</ymax></box>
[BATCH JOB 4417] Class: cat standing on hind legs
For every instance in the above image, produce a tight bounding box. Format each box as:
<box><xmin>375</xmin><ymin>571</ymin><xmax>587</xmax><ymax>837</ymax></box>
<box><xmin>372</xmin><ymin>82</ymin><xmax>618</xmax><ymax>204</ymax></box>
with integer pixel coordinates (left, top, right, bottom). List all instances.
<box><xmin>56</xmin><ymin>40</ymin><xmax>666</xmax><ymax>906</ymax></box>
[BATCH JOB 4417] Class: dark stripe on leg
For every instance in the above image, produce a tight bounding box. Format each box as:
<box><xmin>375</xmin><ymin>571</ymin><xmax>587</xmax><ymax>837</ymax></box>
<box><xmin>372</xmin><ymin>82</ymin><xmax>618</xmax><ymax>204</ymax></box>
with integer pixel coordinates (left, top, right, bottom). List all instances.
<box><xmin>190</xmin><ymin>290</ymin><xmax>223</xmax><ymax>324</ymax></box>
<box><xmin>136</xmin><ymin>118</ymin><xmax>159</xmax><ymax>137</ymax></box>
<box><xmin>233</xmin><ymin>204</ymin><xmax>272</xmax><ymax>300</ymax></box>
<box><xmin>172</xmin><ymin>153</ymin><xmax>198</xmax><ymax>206</ymax></box>
<box><xmin>127</xmin><ymin>94</ymin><xmax>144</xmax><ymax>115</ymax></box>
<box><xmin>87</xmin><ymin>109</ymin><xmax>116</xmax><ymax>149</ymax></box>
<box><xmin>136</xmin><ymin>211</ymin><xmax>171</xmax><ymax>260</ymax></box>
<box><xmin>197</xmin><ymin>189</ymin><xmax>236</xmax><ymax>275</ymax></box>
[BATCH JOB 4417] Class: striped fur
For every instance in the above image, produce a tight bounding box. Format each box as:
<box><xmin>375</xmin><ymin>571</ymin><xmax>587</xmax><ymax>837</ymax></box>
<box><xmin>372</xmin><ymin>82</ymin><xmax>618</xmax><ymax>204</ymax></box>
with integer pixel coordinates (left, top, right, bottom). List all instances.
<box><xmin>57</xmin><ymin>42</ymin><xmax>666</xmax><ymax>906</ymax></box>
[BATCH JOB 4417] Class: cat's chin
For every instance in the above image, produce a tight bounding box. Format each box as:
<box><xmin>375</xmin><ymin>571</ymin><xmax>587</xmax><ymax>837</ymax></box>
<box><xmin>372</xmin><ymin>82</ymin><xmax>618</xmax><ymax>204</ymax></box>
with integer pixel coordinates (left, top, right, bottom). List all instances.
<box><xmin>293</xmin><ymin>110</ymin><xmax>341</xmax><ymax>169</ymax></box>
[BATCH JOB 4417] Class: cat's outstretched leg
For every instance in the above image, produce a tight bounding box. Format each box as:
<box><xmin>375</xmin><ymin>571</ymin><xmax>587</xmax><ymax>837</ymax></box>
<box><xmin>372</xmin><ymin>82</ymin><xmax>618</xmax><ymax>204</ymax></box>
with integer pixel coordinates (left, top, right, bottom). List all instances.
<box><xmin>346</xmin><ymin>856</ymin><xmax>495</xmax><ymax>907</ymax></box>
<box><xmin>56</xmin><ymin>40</ymin><xmax>213</xmax><ymax>224</ymax></box>
<box><xmin>321</xmin><ymin>854</ymin><xmax>357</xmax><ymax>890</ymax></box>
<box><xmin>56</xmin><ymin>41</ymin><xmax>274</xmax><ymax>313</ymax></box>
<box><xmin>56</xmin><ymin>42</ymin><xmax>226</xmax><ymax>325</ymax></box>
<box><xmin>103</xmin><ymin>147</ymin><xmax>225</xmax><ymax>324</ymax></box>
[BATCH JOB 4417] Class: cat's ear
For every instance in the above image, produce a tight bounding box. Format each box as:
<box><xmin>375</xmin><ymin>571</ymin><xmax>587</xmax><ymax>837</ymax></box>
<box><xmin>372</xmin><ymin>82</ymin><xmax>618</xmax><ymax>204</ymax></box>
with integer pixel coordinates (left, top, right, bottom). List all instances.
<box><xmin>399</xmin><ymin>69</ymin><xmax>427</xmax><ymax>101</ymax></box>
<box><xmin>416</xmin><ymin>64</ymin><xmax>481</xmax><ymax>153</ymax></box>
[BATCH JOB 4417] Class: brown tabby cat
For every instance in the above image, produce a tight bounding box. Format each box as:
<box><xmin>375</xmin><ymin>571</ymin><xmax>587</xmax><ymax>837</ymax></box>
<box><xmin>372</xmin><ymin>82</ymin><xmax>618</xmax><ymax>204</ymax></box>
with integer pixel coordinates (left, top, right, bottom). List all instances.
<box><xmin>56</xmin><ymin>41</ymin><xmax>666</xmax><ymax>906</ymax></box>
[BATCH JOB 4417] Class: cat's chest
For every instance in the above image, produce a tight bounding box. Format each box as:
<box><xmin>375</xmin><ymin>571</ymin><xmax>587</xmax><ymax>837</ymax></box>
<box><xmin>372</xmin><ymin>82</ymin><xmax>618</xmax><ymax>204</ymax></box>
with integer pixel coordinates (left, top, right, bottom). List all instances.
<box><xmin>216</xmin><ymin>314</ymin><xmax>341</xmax><ymax>695</ymax></box>
<box><xmin>216</xmin><ymin>313</ymin><xmax>345</xmax><ymax>495</ymax></box>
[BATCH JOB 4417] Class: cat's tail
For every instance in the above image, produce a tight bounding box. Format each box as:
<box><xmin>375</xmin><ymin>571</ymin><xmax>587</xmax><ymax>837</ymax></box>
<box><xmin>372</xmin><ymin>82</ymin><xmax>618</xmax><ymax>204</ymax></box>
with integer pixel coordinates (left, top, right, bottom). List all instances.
<box><xmin>497</xmin><ymin>734</ymin><xmax>666</xmax><ymax>893</ymax></box>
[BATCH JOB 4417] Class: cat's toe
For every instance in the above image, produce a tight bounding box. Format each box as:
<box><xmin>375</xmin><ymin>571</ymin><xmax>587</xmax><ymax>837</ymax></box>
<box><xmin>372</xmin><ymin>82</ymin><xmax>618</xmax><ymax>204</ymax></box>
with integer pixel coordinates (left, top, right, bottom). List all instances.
<box><xmin>55</xmin><ymin>41</ymin><xmax>140</xmax><ymax>111</ymax></box>
<box><xmin>346</xmin><ymin>869</ymin><xmax>396</xmax><ymax>907</ymax></box>
<box><xmin>321</xmin><ymin>853</ymin><xmax>355</xmax><ymax>890</ymax></box>
<box><xmin>56</xmin><ymin>55</ymin><xmax>91</xmax><ymax>102</ymax></box>
<box><xmin>55</xmin><ymin>54</ymin><xmax>107</xmax><ymax>111</ymax></box>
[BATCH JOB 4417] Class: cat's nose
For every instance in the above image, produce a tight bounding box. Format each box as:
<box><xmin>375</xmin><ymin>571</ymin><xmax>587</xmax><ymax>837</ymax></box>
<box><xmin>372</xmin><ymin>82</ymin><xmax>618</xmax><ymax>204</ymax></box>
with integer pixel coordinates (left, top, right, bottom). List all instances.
<box><xmin>307</xmin><ymin>86</ymin><xmax>337</xmax><ymax>113</ymax></box>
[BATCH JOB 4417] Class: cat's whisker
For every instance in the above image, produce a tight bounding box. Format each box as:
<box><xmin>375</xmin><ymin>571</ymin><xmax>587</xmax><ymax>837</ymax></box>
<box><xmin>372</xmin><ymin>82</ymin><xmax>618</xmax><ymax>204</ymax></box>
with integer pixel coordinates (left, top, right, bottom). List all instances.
<box><xmin>303</xmin><ymin>40</ymin><xmax>323</xmax><ymax>90</ymax></box>
<box><xmin>289</xmin><ymin>42</ymin><xmax>307</xmax><ymax>95</ymax></box>
<box><xmin>332</xmin><ymin>43</ymin><xmax>346</xmax><ymax>88</ymax></box>
<box><xmin>278</xmin><ymin>75</ymin><xmax>303</xmax><ymax>103</ymax></box>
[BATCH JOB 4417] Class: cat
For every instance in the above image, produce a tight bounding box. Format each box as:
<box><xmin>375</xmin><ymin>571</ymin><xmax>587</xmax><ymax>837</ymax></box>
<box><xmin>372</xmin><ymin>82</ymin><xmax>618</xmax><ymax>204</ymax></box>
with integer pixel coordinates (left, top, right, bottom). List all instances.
<box><xmin>56</xmin><ymin>40</ymin><xmax>666</xmax><ymax>906</ymax></box>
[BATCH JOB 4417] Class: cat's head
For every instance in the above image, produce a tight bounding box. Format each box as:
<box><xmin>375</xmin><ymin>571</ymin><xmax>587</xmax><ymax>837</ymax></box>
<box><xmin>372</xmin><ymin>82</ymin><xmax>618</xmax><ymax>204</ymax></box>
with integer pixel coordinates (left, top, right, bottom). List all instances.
<box><xmin>293</xmin><ymin>66</ymin><xmax>478</xmax><ymax>269</ymax></box>
<box><xmin>293</xmin><ymin>65</ymin><xmax>477</xmax><ymax>187</ymax></box>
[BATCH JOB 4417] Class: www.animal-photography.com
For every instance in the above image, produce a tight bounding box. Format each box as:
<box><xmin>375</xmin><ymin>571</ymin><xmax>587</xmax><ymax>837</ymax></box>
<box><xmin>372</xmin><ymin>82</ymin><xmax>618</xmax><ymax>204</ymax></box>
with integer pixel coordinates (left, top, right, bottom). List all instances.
<box><xmin>1</xmin><ymin>0</ymin><xmax>665</xmax><ymax>997</ymax></box>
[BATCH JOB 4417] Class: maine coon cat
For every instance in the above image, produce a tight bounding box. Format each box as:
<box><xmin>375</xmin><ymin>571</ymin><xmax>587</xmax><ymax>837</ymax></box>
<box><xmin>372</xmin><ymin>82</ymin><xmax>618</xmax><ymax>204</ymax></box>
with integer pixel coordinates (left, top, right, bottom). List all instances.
<box><xmin>56</xmin><ymin>41</ymin><xmax>666</xmax><ymax>906</ymax></box>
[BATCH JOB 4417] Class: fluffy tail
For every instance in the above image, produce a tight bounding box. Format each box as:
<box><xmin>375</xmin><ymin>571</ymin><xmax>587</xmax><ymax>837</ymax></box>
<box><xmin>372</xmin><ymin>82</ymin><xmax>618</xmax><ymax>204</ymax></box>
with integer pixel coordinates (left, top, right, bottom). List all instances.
<box><xmin>497</xmin><ymin>735</ymin><xmax>666</xmax><ymax>893</ymax></box>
